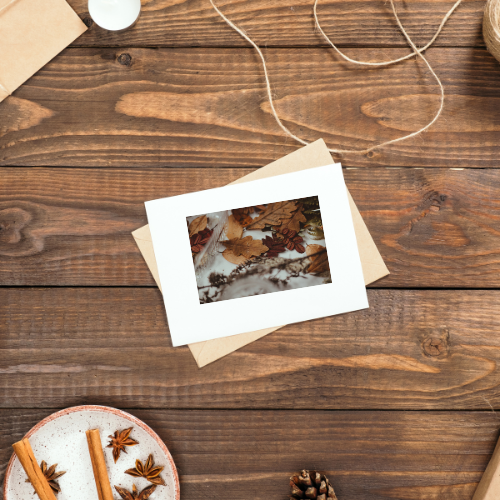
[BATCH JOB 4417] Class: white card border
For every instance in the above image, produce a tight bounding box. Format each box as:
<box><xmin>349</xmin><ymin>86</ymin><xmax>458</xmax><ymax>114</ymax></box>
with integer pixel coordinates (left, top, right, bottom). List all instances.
<box><xmin>146</xmin><ymin>164</ymin><xmax>368</xmax><ymax>346</ymax></box>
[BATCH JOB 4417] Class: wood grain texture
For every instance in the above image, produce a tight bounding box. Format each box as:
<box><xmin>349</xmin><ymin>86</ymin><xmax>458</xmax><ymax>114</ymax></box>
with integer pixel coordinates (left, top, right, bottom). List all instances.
<box><xmin>68</xmin><ymin>0</ymin><xmax>484</xmax><ymax>48</ymax></box>
<box><xmin>3</xmin><ymin>167</ymin><xmax>500</xmax><ymax>287</ymax></box>
<box><xmin>3</xmin><ymin>288</ymin><xmax>500</xmax><ymax>409</ymax></box>
<box><xmin>1</xmin><ymin>0</ymin><xmax>497</xmax><ymax>492</ymax></box>
<box><xmin>1</xmin><ymin>409</ymin><xmax>498</xmax><ymax>499</ymax></box>
<box><xmin>2</xmin><ymin>47</ymin><xmax>500</xmax><ymax>168</ymax></box>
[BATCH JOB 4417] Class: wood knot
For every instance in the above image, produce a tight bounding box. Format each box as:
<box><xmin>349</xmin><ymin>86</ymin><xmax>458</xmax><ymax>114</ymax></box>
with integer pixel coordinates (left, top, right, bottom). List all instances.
<box><xmin>0</xmin><ymin>205</ymin><xmax>44</xmax><ymax>257</ymax></box>
<box><xmin>423</xmin><ymin>338</ymin><xmax>445</xmax><ymax>356</ymax></box>
<box><xmin>118</xmin><ymin>53</ymin><xmax>132</xmax><ymax>66</ymax></box>
<box><xmin>420</xmin><ymin>328</ymin><xmax>450</xmax><ymax>358</ymax></box>
<box><xmin>0</xmin><ymin>207</ymin><xmax>31</xmax><ymax>249</ymax></box>
<box><xmin>422</xmin><ymin>334</ymin><xmax>450</xmax><ymax>359</ymax></box>
<box><xmin>83</xmin><ymin>16</ymin><xmax>94</xmax><ymax>28</ymax></box>
<box><xmin>366</xmin><ymin>151</ymin><xmax>375</xmax><ymax>159</ymax></box>
<box><xmin>424</xmin><ymin>190</ymin><xmax>448</xmax><ymax>209</ymax></box>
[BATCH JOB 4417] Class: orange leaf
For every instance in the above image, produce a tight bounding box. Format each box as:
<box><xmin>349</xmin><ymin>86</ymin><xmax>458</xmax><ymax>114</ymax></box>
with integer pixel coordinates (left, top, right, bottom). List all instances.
<box><xmin>188</xmin><ymin>215</ymin><xmax>207</xmax><ymax>236</ymax></box>
<box><xmin>306</xmin><ymin>244</ymin><xmax>330</xmax><ymax>274</ymax></box>
<box><xmin>232</xmin><ymin>208</ymin><xmax>253</xmax><ymax>227</ymax></box>
<box><xmin>221</xmin><ymin>251</ymin><xmax>248</xmax><ymax>265</ymax></box>
<box><xmin>225</xmin><ymin>214</ymin><xmax>244</xmax><ymax>240</ymax></box>
<box><xmin>274</xmin><ymin>203</ymin><xmax>307</xmax><ymax>234</ymax></box>
<box><xmin>246</xmin><ymin>201</ymin><xmax>297</xmax><ymax>230</ymax></box>
<box><xmin>222</xmin><ymin>236</ymin><xmax>269</xmax><ymax>265</ymax></box>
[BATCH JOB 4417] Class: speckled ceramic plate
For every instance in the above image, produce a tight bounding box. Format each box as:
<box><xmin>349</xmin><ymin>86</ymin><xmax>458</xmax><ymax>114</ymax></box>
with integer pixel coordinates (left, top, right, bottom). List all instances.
<box><xmin>4</xmin><ymin>406</ymin><xmax>180</xmax><ymax>500</ymax></box>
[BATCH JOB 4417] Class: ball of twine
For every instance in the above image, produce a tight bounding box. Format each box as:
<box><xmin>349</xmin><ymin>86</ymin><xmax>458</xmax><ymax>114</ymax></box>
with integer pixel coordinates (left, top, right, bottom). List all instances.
<box><xmin>484</xmin><ymin>0</ymin><xmax>500</xmax><ymax>63</ymax></box>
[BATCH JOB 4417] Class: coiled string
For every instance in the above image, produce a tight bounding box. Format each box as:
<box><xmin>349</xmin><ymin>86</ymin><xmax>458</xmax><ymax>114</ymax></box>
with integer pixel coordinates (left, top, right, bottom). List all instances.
<box><xmin>209</xmin><ymin>0</ymin><xmax>464</xmax><ymax>155</ymax></box>
<box><xmin>484</xmin><ymin>0</ymin><xmax>500</xmax><ymax>64</ymax></box>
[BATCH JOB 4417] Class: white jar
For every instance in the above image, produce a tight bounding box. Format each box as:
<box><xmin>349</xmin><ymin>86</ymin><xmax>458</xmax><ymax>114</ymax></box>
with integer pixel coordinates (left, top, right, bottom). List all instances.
<box><xmin>88</xmin><ymin>0</ymin><xmax>141</xmax><ymax>31</ymax></box>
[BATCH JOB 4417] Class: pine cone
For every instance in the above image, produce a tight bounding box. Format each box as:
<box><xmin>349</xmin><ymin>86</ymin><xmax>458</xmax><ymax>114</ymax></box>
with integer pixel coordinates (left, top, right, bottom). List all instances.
<box><xmin>290</xmin><ymin>470</ymin><xmax>338</xmax><ymax>500</ymax></box>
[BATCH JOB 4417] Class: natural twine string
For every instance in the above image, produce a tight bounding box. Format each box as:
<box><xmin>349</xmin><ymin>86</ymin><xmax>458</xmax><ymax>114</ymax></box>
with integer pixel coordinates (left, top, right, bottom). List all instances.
<box><xmin>484</xmin><ymin>0</ymin><xmax>500</xmax><ymax>63</ymax></box>
<box><xmin>209</xmin><ymin>0</ymin><xmax>464</xmax><ymax>155</ymax></box>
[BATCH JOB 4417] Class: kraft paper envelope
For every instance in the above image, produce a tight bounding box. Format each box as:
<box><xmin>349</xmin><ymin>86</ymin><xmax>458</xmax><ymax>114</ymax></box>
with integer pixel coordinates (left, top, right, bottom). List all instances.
<box><xmin>133</xmin><ymin>139</ymin><xmax>389</xmax><ymax>367</ymax></box>
<box><xmin>472</xmin><ymin>432</ymin><xmax>500</xmax><ymax>500</ymax></box>
<box><xmin>0</xmin><ymin>0</ymin><xmax>87</xmax><ymax>102</ymax></box>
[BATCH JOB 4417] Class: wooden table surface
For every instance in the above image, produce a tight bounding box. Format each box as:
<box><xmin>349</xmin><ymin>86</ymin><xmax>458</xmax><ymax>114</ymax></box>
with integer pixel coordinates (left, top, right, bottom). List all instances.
<box><xmin>2</xmin><ymin>1</ymin><xmax>500</xmax><ymax>499</ymax></box>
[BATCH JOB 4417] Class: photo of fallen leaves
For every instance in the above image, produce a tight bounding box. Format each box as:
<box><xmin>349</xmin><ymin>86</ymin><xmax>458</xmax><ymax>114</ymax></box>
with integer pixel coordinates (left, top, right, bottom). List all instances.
<box><xmin>186</xmin><ymin>196</ymin><xmax>331</xmax><ymax>304</ymax></box>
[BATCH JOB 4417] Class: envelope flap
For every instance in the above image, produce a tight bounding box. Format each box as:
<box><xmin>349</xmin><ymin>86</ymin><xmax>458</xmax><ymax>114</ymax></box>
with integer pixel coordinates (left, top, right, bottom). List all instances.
<box><xmin>347</xmin><ymin>191</ymin><xmax>389</xmax><ymax>283</ymax></box>
<box><xmin>190</xmin><ymin>327</ymin><xmax>282</xmax><ymax>366</ymax></box>
<box><xmin>132</xmin><ymin>225</ymin><xmax>162</xmax><ymax>292</ymax></box>
<box><xmin>228</xmin><ymin>139</ymin><xmax>334</xmax><ymax>185</ymax></box>
<box><xmin>132</xmin><ymin>224</ymin><xmax>153</xmax><ymax>242</ymax></box>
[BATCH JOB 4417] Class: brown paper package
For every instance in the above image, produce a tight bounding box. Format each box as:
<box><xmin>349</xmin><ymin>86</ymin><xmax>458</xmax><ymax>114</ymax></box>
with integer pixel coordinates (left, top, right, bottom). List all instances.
<box><xmin>0</xmin><ymin>0</ymin><xmax>87</xmax><ymax>102</ymax></box>
<box><xmin>132</xmin><ymin>139</ymin><xmax>389</xmax><ymax>367</ymax></box>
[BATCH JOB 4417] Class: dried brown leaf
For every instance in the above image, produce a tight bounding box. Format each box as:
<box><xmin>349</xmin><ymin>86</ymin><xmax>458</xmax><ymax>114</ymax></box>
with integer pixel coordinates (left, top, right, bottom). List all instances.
<box><xmin>262</xmin><ymin>235</ymin><xmax>286</xmax><ymax>258</ymax></box>
<box><xmin>235</xmin><ymin>205</ymin><xmax>266</xmax><ymax>215</ymax></box>
<box><xmin>232</xmin><ymin>208</ymin><xmax>253</xmax><ymax>227</ymax></box>
<box><xmin>225</xmin><ymin>214</ymin><xmax>244</xmax><ymax>240</ymax></box>
<box><xmin>222</xmin><ymin>236</ymin><xmax>268</xmax><ymax>265</ymax></box>
<box><xmin>221</xmin><ymin>251</ymin><xmax>248</xmax><ymax>265</ymax></box>
<box><xmin>275</xmin><ymin>203</ymin><xmax>307</xmax><ymax>233</ymax></box>
<box><xmin>306</xmin><ymin>244</ymin><xmax>330</xmax><ymax>274</ymax></box>
<box><xmin>246</xmin><ymin>201</ymin><xmax>297</xmax><ymax>230</ymax></box>
<box><xmin>188</xmin><ymin>215</ymin><xmax>208</xmax><ymax>236</ymax></box>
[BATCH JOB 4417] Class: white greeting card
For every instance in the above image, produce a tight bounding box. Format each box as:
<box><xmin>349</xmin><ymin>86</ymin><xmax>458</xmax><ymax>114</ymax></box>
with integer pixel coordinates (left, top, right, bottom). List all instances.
<box><xmin>145</xmin><ymin>164</ymin><xmax>368</xmax><ymax>347</ymax></box>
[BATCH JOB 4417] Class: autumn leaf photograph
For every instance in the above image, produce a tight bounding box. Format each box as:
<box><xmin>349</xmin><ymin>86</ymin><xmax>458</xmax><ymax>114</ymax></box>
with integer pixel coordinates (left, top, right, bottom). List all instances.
<box><xmin>187</xmin><ymin>196</ymin><xmax>331</xmax><ymax>304</ymax></box>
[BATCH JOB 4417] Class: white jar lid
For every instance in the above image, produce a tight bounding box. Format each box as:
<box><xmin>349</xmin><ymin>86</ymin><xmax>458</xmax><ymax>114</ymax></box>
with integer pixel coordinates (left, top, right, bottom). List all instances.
<box><xmin>88</xmin><ymin>0</ymin><xmax>141</xmax><ymax>31</ymax></box>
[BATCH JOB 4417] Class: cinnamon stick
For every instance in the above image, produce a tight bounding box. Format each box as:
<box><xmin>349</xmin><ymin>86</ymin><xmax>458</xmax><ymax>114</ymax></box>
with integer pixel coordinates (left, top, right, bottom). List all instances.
<box><xmin>12</xmin><ymin>438</ymin><xmax>57</xmax><ymax>500</ymax></box>
<box><xmin>86</xmin><ymin>429</ymin><xmax>114</xmax><ymax>500</ymax></box>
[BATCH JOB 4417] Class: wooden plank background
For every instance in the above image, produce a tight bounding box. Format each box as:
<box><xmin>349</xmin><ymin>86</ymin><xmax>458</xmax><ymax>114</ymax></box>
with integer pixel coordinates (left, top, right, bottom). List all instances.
<box><xmin>2</xmin><ymin>167</ymin><xmax>500</xmax><ymax>287</ymax></box>
<box><xmin>66</xmin><ymin>0</ymin><xmax>485</xmax><ymax>48</ymax></box>
<box><xmin>0</xmin><ymin>410</ymin><xmax>497</xmax><ymax>499</ymax></box>
<box><xmin>2</xmin><ymin>47</ymin><xmax>500</xmax><ymax>168</ymax></box>
<box><xmin>2</xmin><ymin>0</ymin><xmax>500</xmax><ymax>498</ymax></box>
<box><xmin>2</xmin><ymin>288</ymin><xmax>500</xmax><ymax>410</ymax></box>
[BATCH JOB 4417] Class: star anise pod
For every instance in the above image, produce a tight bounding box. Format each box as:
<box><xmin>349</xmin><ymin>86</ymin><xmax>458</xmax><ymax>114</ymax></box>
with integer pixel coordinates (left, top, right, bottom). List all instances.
<box><xmin>125</xmin><ymin>453</ymin><xmax>165</xmax><ymax>486</ymax></box>
<box><xmin>115</xmin><ymin>484</ymin><xmax>157</xmax><ymax>500</ymax></box>
<box><xmin>107</xmin><ymin>427</ymin><xmax>139</xmax><ymax>463</ymax></box>
<box><xmin>191</xmin><ymin>227</ymin><xmax>213</xmax><ymax>254</ymax></box>
<box><xmin>277</xmin><ymin>228</ymin><xmax>305</xmax><ymax>253</ymax></box>
<box><xmin>25</xmin><ymin>461</ymin><xmax>66</xmax><ymax>494</ymax></box>
<box><xmin>262</xmin><ymin>234</ymin><xmax>286</xmax><ymax>258</ymax></box>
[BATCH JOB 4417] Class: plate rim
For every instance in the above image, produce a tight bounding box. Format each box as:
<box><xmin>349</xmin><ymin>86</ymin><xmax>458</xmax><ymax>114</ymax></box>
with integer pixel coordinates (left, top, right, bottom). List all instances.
<box><xmin>3</xmin><ymin>405</ymin><xmax>180</xmax><ymax>500</ymax></box>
